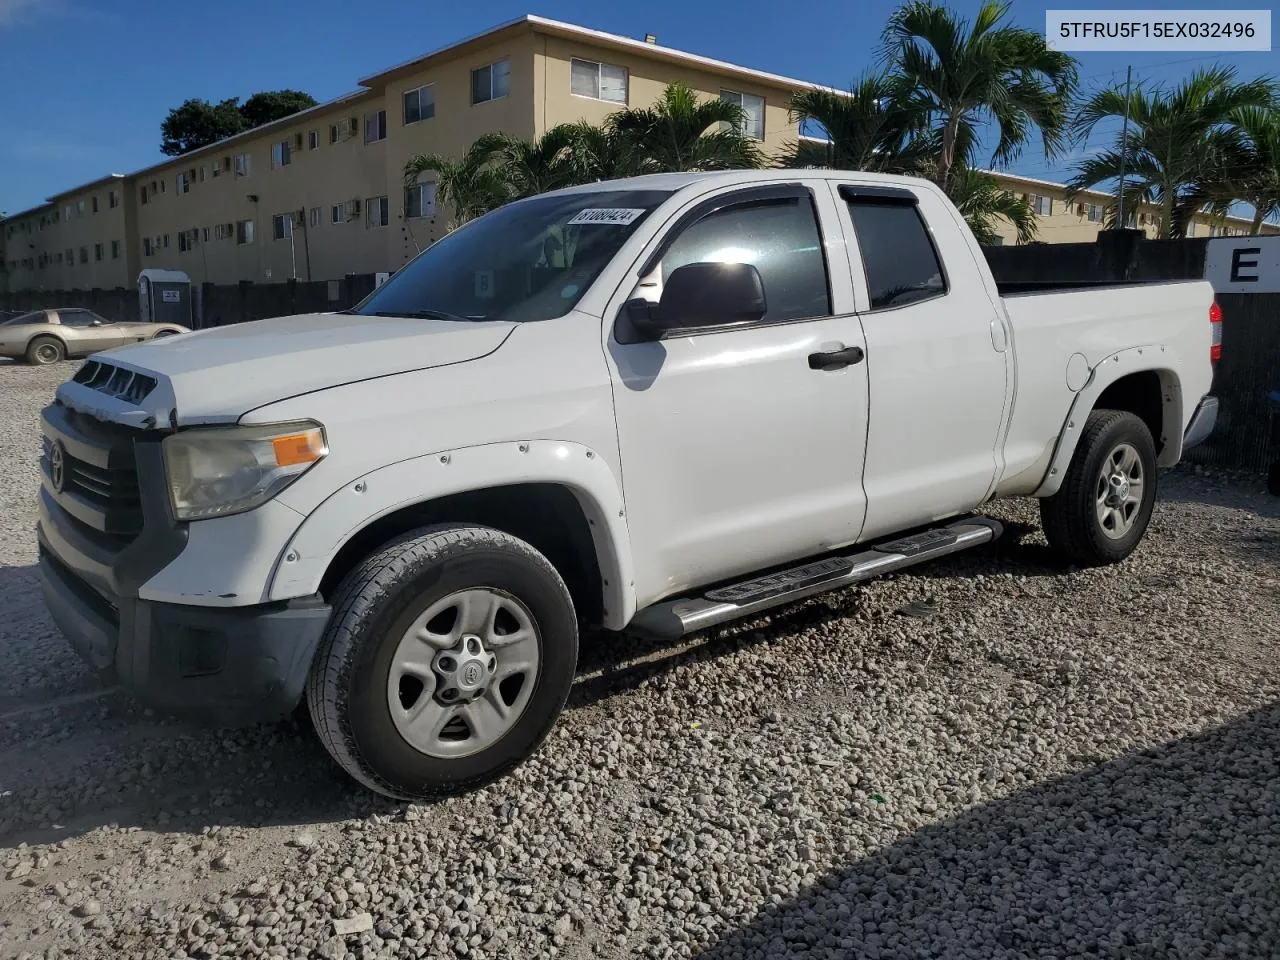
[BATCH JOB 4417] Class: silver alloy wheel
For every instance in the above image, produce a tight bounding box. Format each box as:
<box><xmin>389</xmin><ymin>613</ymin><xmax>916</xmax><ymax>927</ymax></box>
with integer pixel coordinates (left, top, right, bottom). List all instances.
<box><xmin>1095</xmin><ymin>441</ymin><xmax>1144</xmax><ymax>539</ymax></box>
<box><xmin>387</xmin><ymin>588</ymin><xmax>540</xmax><ymax>759</ymax></box>
<box><xmin>35</xmin><ymin>343</ymin><xmax>59</xmax><ymax>363</ymax></box>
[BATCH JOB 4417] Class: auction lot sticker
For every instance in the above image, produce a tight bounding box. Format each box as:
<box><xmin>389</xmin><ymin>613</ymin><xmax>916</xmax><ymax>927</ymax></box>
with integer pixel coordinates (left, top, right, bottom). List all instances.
<box><xmin>1046</xmin><ymin>10</ymin><xmax>1271</xmax><ymax>50</ymax></box>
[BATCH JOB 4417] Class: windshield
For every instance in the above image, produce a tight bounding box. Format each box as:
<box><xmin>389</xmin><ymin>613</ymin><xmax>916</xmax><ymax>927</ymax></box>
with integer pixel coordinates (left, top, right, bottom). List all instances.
<box><xmin>354</xmin><ymin>189</ymin><xmax>671</xmax><ymax>323</ymax></box>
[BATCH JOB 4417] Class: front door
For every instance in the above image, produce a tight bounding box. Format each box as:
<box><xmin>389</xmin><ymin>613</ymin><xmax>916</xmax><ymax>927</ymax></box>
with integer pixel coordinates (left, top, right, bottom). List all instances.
<box><xmin>605</xmin><ymin>183</ymin><xmax>870</xmax><ymax>605</ymax></box>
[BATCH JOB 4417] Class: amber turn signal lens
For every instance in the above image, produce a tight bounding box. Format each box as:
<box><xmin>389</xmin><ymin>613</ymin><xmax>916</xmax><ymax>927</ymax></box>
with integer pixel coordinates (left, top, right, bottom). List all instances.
<box><xmin>272</xmin><ymin>429</ymin><xmax>327</xmax><ymax>467</ymax></box>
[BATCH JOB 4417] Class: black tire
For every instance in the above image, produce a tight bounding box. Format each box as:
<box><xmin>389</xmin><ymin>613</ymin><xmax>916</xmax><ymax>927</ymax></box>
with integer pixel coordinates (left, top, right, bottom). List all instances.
<box><xmin>25</xmin><ymin>336</ymin><xmax>65</xmax><ymax>365</ymax></box>
<box><xmin>1040</xmin><ymin>409</ymin><xmax>1158</xmax><ymax>566</ymax></box>
<box><xmin>1268</xmin><ymin>460</ymin><xmax>1280</xmax><ymax>497</ymax></box>
<box><xmin>307</xmin><ymin>524</ymin><xmax>578</xmax><ymax>800</ymax></box>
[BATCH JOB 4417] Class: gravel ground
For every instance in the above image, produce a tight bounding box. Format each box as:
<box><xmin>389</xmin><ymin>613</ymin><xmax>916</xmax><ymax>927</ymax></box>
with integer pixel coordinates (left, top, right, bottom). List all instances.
<box><xmin>1</xmin><ymin>359</ymin><xmax>1278</xmax><ymax>960</ymax></box>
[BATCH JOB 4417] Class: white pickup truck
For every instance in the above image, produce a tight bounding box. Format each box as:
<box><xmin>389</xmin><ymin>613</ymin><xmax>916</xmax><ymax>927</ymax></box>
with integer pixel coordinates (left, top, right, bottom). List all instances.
<box><xmin>37</xmin><ymin>170</ymin><xmax>1219</xmax><ymax>799</ymax></box>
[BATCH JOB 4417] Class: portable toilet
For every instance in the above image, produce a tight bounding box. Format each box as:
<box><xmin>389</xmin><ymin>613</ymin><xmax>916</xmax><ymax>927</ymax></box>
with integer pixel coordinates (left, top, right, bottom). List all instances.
<box><xmin>138</xmin><ymin>269</ymin><xmax>193</xmax><ymax>327</ymax></box>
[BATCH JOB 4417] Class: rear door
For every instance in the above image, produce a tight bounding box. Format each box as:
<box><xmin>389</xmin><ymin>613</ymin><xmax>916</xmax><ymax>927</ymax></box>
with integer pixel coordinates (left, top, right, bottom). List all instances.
<box><xmin>604</xmin><ymin>182</ymin><xmax>871</xmax><ymax>604</ymax></box>
<box><xmin>832</xmin><ymin>182</ymin><xmax>1010</xmax><ymax>539</ymax></box>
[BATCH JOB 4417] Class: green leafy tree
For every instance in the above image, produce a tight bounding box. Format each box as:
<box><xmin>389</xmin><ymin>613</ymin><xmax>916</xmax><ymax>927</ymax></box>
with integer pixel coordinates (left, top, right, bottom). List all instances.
<box><xmin>489</xmin><ymin>125</ymin><xmax>584</xmax><ymax>198</ymax></box>
<box><xmin>1069</xmin><ymin>67</ymin><xmax>1274</xmax><ymax>238</ymax></box>
<box><xmin>883</xmin><ymin>0</ymin><xmax>1077</xmax><ymax>193</ymax></box>
<box><xmin>160</xmin><ymin>98</ymin><xmax>246</xmax><ymax>156</ymax></box>
<box><xmin>785</xmin><ymin>73</ymin><xmax>930</xmax><ymax>173</ymax></box>
<box><xmin>948</xmin><ymin>167</ymin><xmax>1037</xmax><ymax>244</ymax></box>
<box><xmin>605</xmin><ymin>82</ymin><xmax>764</xmax><ymax>173</ymax></box>
<box><xmin>1210</xmin><ymin>104</ymin><xmax>1280</xmax><ymax>234</ymax></box>
<box><xmin>555</xmin><ymin>121</ymin><xmax>641</xmax><ymax>183</ymax></box>
<box><xmin>403</xmin><ymin>134</ymin><xmax>514</xmax><ymax>229</ymax></box>
<box><xmin>239</xmin><ymin>89</ymin><xmax>318</xmax><ymax>128</ymax></box>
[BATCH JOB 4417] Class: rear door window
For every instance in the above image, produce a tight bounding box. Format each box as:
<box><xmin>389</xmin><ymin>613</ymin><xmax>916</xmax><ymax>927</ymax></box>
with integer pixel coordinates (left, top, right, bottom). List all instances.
<box><xmin>844</xmin><ymin>197</ymin><xmax>947</xmax><ymax>310</ymax></box>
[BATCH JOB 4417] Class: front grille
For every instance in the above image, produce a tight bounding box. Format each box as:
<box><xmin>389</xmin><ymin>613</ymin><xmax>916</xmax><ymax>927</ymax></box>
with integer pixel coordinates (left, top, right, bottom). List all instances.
<box><xmin>42</xmin><ymin>404</ymin><xmax>147</xmax><ymax>547</ymax></box>
<box><xmin>73</xmin><ymin>360</ymin><xmax>158</xmax><ymax>406</ymax></box>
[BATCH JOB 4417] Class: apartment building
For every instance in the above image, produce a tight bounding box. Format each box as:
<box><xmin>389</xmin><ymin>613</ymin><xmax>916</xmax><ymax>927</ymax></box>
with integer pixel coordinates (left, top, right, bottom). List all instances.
<box><xmin>3</xmin><ymin>14</ymin><xmax>1275</xmax><ymax>294</ymax></box>
<box><xmin>5</xmin><ymin>174</ymin><xmax>136</xmax><ymax>292</ymax></box>
<box><xmin>4</xmin><ymin>16</ymin><xmax>818</xmax><ymax>293</ymax></box>
<box><xmin>986</xmin><ymin>172</ymin><xmax>1277</xmax><ymax>245</ymax></box>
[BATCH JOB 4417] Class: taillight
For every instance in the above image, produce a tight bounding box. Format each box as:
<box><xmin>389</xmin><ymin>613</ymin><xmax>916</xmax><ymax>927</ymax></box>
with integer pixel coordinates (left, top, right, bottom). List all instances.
<box><xmin>1209</xmin><ymin>301</ymin><xmax>1222</xmax><ymax>364</ymax></box>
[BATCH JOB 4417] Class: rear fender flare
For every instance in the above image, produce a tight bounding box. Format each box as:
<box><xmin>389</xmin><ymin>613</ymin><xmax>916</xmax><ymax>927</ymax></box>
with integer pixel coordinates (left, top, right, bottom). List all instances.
<box><xmin>1033</xmin><ymin>345</ymin><xmax>1182</xmax><ymax>498</ymax></box>
<box><xmin>268</xmin><ymin>440</ymin><xmax>638</xmax><ymax>629</ymax></box>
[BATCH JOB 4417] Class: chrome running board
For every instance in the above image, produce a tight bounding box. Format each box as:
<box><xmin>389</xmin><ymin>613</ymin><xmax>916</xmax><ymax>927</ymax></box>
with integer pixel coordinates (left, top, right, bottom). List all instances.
<box><xmin>628</xmin><ymin>517</ymin><xmax>1003</xmax><ymax>639</ymax></box>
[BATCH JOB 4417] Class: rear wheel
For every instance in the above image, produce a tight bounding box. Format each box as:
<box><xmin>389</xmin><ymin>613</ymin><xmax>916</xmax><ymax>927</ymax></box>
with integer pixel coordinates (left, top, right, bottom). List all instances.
<box><xmin>1040</xmin><ymin>410</ymin><xmax>1158</xmax><ymax>566</ymax></box>
<box><xmin>151</xmin><ymin>330</ymin><xmax>178</xmax><ymax>340</ymax></box>
<box><xmin>307</xmin><ymin>524</ymin><xmax>578</xmax><ymax>800</ymax></box>
<box><xmin>25</xmin><ymin>336</ymin><xmax>65</xmax><ymax>365</ymax></box>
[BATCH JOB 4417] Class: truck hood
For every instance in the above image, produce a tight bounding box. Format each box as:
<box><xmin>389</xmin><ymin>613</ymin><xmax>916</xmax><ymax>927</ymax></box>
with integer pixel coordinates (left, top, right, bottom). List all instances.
<box><xmin>56</xmin><ymin>312</ymin><xmax>516</xmax><ymax>426</ymax></box>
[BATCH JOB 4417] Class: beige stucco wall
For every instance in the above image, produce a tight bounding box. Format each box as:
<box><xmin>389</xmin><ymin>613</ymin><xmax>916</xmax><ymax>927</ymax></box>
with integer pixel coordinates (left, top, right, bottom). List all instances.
<box><xmin>534</xmin><ymin>35</ymin><xmax>799</xmax><ymax>162</ymax></box>
<box><xmin>380</xmin><ymin>33</ymin><xmax>540</xmax><ymax>266</ymax></box>
<box><xmin>131</xmin><ymin>95</ymin><xmax>389</xmax><ymax>285</ymax></box>
<box><xmin>6</xmin><ymin>180</ymin><xmax>133</xmax><ymax>292</ymax></box>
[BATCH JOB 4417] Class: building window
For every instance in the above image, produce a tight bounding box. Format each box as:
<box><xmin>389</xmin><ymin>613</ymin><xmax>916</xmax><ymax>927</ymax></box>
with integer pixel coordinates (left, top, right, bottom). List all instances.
<box><xmin>403</xmin><ymin>85</ymin><xmax>436</xmax><ymax>124</ymax></box>
<box><xmin>160</xmin><ymin>179</ymin><xmax>166</xmax><ymax>194</ymax></box>
<box><xmin>570</xmin><ymin>58</ymin><xmax>628</xmax><ymax>103</ymax></box>
<box><xmin>111</xmin><ymin>240</ymin><xmax>120</xmax><ymax>259</ymax></box>
<box><xmin>272</xmin><ymin>141</ymin><xmax>292</xmax><ymax>168</ymax></box>
<box><xmin>366</xmin><ymin>196</ymin><xmax>389</xmax><ymax>228</ymax></box>
<box><xmin>143</xmin><ymin>238</ymin><xmax>152</xmax><ymax>256</ymax></box>
<box><xmin>308</xmin><ymin>205</ymin><xmax>321</xmax><ymax>227</ymax></box>
<box><xmin>214</xmin><ymin>223</ymin><xmax>229</xmax><ymax>241</ymax></box>
<box><xmin>79</xmin><ymin>246</ymin><xmax>88</xmax><ymax>264</ymax></box>
<box><xmin>64</xmin><ymin>204</ymin><xmax>73</xmax><ymax>221</ymax></box>
<box><xmin>471</xmin><ymin>58</ymin><xmax>510</xmax><ymax>104</ymax></box>
<box><xmin>77</xmin><ymin>199</ymin><xmax>85</xmax><ymax>215</ymax></box>
<box><xmin>1185</xmin><ymin>222</ymin><xmax>1196</xmax><ymax>238</ymax></box>
<box><xmin>109</xmin><ymin>189</ymin><xmax>119</xmax><ymax>209</ymax></box>
<box><xmin>140</xmin><ymin>186</ymin><xmax>149</xmax><ymax>205</ymax></box>
<box><xmin>94</xmin><ymin>243</ymin><xmax>103</xmax><ymax>262</ymax></box>
<box><xmin>92</xmin><ymin>196</ymin><xmax>99</xmax><ymax>214</ymax></box>
<box><xmin>364</xmin><ymin>110</ymin><xmax>387</xmax><ymax>144</ymax></box>
<box><xmin>162</xmin><ymin>233</ymin><xmax>170</xmax><ymax>248</ymax></box>
<box><xmin>177</xmin><ymin>172</ymin><xmax>190</xmax><ymax>194</ymax></box>
<box><xmin>234</xmin><ymin>153</ymin><xmax>251</xmax><ymax>177</ymax></box>
<box><xmin>1086</xmin><ymin>203</ymin><xmax>1103</xmax><ymax>222</ymax></box>
<box><xmin>329</xmin><ymin>123</ymin><xmax>340</xmax><ymax>144</ymax></box>
<box><xmin>1032</xmin><ymin>194</ymin><xmax>1052</xmax><ymax>216</ymax></box>
<box><xmin>308</xmin><ymin>130</ymin><xmax>320</xmax><ymax>150</ymax></box>
<box><xmin>236</xmin><ymin>219</ymin><xmax>255</xmax><ymax>244</ymax></box>
<box><xmin>178</xmin><ymin>231</ymin><xmax>190</xmax><ymax>253</ymax></box>
<box><xmin>272</xmin><ymin>213</ymin><xmax>294</xmax><ymax>240</ymax></box>
<box><xmin>405</xmin><ymin>182</ymin><xmax>437</xmax><ymax>219</ymax></box>
<box><xmin>720</xmin><ymin>90</ymin><xmax>765</xmax><ymax>140</ymax></box>
<box><xmin>331</xmin><ymin>200</ymin><xmax>358</xmax><ymax>223</ymax></box>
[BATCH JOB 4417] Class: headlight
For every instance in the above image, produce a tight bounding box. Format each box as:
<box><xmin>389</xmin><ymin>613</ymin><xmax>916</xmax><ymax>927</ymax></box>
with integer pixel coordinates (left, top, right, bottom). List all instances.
<box><xmin>162</xmin><ymin>420</ymin><xmax>327</xmax><ymax>521</ymax></box>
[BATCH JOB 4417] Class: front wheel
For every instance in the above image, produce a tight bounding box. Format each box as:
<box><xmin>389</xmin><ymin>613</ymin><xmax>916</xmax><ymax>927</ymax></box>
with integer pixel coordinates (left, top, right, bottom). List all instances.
<box><xmin>1040</xmin><ymin>410</ymin><xmax>1158</xmax><ymax>566</ymax></box>
<box><xmin>307</xmin><ymin>524</ymin><xmax>578</xmax><ymax>800</ymax></box>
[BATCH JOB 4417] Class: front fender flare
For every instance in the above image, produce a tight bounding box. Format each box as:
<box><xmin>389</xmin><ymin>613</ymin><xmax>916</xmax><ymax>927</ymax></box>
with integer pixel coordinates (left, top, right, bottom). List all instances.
<box><xmin>1033</xmin><ymin>344</ymin><xmax>1182</xmax><ymax>498</ymax></box>
<box><xmin>267</xmin><ymin>440</ymin><xmax>638</xmax><ymax>630</ymax></box>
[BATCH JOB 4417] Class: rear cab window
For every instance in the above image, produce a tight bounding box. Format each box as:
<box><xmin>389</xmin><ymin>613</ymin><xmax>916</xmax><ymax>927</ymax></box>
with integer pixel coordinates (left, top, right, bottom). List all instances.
<box><xmin>840</xmin><ymin>185</ymin><xmax>947</xmax><ymax>311</ymax></box>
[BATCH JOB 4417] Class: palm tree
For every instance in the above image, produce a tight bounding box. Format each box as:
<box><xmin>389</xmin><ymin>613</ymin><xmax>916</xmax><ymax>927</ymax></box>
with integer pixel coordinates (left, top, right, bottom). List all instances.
<box><xmin>606</xmin><ymin>82</ymin><xmax>765</xmax><ymax>173</ymax></box>
<box><xmin>1069</xmin><ymin>67</ymin><xmax>1275</xmax><ymax>238</ymax></box>
<box><xmin>882</xmin><ymin>0</ymin><xmax>1078</xmax><ymax>193</ymax></box>
<box><xmin>489</xmin><ymin>125</ymin><xmax>583</xmax><ymax>198</ymax></box>
<box><xmin>1219</xmin><ymin>105</ymin><xmax>1280</xmax><ymax>234</ymax></box>
<box><xmin>785</xmin><ymin>73</ymin><xmax>931</xmax><ymax>173</ymax></box>
<box><xmin>948</xmin><ymin>167</ymin><xmax>1037</xmax><ymax>244</ymax></box>
<box><xmin>556</xmin><ymin>120</ymin><xmax>641</xmax><ymax>183</ymax></box>
<box><xmin>403</xmin><ymin>133</ymin><xmax>513</xmax><ymax>229</ymax></box>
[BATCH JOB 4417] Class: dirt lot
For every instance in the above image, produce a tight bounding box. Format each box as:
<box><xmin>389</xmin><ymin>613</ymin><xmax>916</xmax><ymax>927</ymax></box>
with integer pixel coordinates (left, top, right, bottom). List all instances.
<box><xmin>1</xmin><ymin>360</ymin><xmax>1278</xmax><ymax>960</ymax></box>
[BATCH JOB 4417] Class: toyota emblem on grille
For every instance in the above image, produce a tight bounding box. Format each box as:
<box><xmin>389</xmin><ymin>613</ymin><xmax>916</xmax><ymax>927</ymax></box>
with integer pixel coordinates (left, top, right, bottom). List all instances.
<box><xmin>49</xmin><ymin>441</ymin><xmax>67</xmax><ymax>493</ymax></box>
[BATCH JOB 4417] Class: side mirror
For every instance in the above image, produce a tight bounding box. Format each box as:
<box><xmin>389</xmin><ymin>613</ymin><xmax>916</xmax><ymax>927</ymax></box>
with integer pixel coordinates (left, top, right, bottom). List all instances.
<box><xmin>90</xmin><ymin>319</ymin><xmax>103</xmax><ymax>326</ymax></box>
<box><xmin>625</xmin><ymin>261</ymin><xmax>767</xmax><ymax>340</ymax></box>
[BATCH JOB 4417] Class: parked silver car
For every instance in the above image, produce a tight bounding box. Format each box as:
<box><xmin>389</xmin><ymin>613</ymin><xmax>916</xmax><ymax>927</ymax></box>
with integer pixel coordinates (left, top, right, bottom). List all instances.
<box><xmin>0</xmin><ymin>309</ymin><xmax>190</xmax><ymax>365</ymax></box>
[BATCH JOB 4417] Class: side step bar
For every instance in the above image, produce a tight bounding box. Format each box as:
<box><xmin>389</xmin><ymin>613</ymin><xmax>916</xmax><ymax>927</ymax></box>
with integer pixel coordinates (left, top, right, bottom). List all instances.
<box><xmin>628</xmin><ymin>517</ymin><xmax>1003</xmax><ymax>639</ymax></box>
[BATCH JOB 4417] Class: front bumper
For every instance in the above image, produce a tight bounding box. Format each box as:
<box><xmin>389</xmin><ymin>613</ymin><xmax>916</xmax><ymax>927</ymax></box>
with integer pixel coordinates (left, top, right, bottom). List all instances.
<box><xmin>36</xmin><ymin>399</ymin><xmax>330</xmax><ymax>726</ymax></box>
<box><xmin>39</xmin><ymin>542</ymin><xmax>329</xmax><ymax>726</ymax></box>
<box><xmin>1182</xmin><ymin>395</ymin><xmax>1218</xmax><ymax>451</ymax></box>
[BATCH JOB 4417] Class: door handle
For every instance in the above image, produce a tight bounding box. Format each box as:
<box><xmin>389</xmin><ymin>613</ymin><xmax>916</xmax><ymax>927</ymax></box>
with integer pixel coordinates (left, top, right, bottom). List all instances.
<box><xmin>808</xmin><ymin>344</ymin><xmax>865</xmax><ymax>371</ymax></box>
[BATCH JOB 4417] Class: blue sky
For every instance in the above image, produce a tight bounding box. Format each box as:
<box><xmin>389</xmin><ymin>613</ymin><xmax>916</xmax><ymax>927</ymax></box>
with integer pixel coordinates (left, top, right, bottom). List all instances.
<box><xmin>1</xmin><ymin>0</ymin><xmax>1276</xmax><ymax>215</ymax></box>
